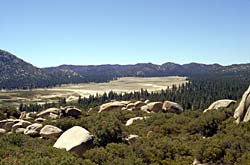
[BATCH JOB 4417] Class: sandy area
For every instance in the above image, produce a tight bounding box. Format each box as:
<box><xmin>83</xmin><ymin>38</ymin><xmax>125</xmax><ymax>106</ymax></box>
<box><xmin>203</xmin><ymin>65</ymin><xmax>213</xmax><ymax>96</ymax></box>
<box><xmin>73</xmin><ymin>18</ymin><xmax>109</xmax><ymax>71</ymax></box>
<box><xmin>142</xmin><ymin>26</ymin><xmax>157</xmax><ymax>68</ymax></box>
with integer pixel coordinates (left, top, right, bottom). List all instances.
<box><xmin>0</xmin><ymin>76</ymin><xmax>187</xmax><ymax>104</ymax></box>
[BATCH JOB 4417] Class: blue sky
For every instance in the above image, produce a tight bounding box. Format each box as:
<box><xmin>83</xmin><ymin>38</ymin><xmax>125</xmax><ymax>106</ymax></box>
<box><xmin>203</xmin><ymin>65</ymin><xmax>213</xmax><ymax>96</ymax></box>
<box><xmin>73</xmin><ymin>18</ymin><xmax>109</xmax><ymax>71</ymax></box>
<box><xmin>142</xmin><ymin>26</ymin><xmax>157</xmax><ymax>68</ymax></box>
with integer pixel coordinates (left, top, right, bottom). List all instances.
<box><xmin>1</xmin><ymin>0</ymin><xmax>250</xmax><ymax>67</ymax></box>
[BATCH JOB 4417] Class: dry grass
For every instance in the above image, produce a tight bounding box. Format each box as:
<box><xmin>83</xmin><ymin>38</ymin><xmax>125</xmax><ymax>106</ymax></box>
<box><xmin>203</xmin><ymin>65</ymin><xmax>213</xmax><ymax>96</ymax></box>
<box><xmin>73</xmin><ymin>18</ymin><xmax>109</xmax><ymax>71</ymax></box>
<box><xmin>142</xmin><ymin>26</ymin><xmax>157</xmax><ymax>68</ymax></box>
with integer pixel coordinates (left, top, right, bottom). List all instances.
<box><xmin>0</xmin><ymin>76</ymin><xmax>187</xmax><ymax>105</ymax></box>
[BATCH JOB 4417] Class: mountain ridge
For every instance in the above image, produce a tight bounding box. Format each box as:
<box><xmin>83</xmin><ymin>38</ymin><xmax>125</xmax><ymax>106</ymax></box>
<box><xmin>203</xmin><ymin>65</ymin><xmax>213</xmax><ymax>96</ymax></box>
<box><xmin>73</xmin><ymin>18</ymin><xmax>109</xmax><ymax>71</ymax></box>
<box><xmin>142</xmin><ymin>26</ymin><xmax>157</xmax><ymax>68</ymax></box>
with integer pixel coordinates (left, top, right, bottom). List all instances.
<box><xmin>1</xmin><ymin>49</ymin><xmax>250</xmax><ymax>89</ymax></box>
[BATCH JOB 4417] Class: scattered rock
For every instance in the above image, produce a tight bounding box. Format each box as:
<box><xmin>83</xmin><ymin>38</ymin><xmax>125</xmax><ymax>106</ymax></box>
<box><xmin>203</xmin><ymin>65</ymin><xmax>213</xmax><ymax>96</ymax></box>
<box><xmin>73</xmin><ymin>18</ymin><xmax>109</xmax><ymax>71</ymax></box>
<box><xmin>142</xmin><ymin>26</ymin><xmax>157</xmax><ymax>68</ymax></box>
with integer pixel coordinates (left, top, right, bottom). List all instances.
<box><xmin>162</xmin><ymin>101</ymin><xmax>184</xmax><ymax>114</ymax></box>
<box><xmin>40</xmin><ymin>125</ymin><xmax>62</xmax><ymax>139</ymax></box>
<box><xmin>53</xmin><ymin>126</ymin><xmax>93</xmax><ymax>156</ymax></box>
<box><xmin>24</xmin><ymin>123</ymin><xmax>43</xmax><ymax>137</ymax></box>
<box><xmin>125</xmin><ymin>117</ymin><xmax>149</xmax><ymax>126</ymax></box>
<box><xmin>204</xmin><ymin>99</ymin><xmax>236</xmax><ymax>113</ymax></box>
<box><xmin>234</xmin><ymin>86</ymin><xmax>250</xmax><ymax>123</ymax></box>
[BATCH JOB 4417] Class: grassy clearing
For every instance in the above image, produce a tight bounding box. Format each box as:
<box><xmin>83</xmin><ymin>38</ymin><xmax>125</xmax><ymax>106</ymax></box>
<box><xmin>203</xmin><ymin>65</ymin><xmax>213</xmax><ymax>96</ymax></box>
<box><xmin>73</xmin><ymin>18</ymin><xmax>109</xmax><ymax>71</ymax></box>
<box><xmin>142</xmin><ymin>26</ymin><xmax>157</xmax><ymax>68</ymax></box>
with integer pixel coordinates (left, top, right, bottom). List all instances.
<box><xmin>0</xmin><ymin>76</ymin><xmax>187</xmax><ymax>105</ymax></box>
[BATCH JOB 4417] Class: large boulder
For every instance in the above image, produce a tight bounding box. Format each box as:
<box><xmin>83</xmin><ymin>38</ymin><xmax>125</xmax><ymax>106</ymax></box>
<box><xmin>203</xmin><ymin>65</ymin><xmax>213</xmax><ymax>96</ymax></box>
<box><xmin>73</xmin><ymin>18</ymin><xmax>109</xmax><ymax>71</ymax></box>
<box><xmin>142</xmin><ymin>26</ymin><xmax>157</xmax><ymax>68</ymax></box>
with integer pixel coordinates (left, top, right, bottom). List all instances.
<box><xmin>125</xmin><ymin>117</ymin><xmax>149</xmax><ymax>126</ymax></box>
<box><xmin>24</xmin><ymin>123</ymin><xmax>43</xmax><ymax>137</ymax></box>
<box><xmin>37</xmin><ymin>108</ymin><xmax>60</xmax><ymax>118</ymax></box>
<box><xmin>162</xmin><ymin>101</ymin><xmax>184</xmax><ymax>114</ymax></box>
<box><xmin>99</xmin><ymin>101</ymin><xmax>130</xmax><ymax>113</ymax></box>
<box><xmin>144</xmin><ymin>102</ymin><xmax>163</xmax><ymax>113</ymax></box>
<box><xmin>40</xmin><ymin>125</ymin><xmax>62</xmax><ymax>139</ymax></box>
<box><xmin>53</xmin><ymin>126</ymin><xmax>93</xmax><ymax>156</ymax></box>
<box><xmin>234</xmin><ymin>86</ymin><xmax>250</xmax><ymax>123</ymax></box>
<box><xmin>65</xmin><ymin>107</ymin><xmax>81</xmax><ymax>118</ymax></box>
<box><xmin>204</xmin><ymin>99</ymin><xmax>236</xmax><ymax>113</ymax></box>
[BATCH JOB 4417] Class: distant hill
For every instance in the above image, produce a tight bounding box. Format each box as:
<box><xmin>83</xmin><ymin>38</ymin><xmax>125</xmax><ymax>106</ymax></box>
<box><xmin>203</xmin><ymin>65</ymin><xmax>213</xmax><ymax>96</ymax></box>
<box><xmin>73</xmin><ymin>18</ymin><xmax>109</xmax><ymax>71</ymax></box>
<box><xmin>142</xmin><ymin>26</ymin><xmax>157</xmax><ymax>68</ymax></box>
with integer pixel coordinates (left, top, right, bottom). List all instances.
<box><xmin>1</xmin><ymin>49</ymin><xmax>250</xmax><ymax>89</ymax></box>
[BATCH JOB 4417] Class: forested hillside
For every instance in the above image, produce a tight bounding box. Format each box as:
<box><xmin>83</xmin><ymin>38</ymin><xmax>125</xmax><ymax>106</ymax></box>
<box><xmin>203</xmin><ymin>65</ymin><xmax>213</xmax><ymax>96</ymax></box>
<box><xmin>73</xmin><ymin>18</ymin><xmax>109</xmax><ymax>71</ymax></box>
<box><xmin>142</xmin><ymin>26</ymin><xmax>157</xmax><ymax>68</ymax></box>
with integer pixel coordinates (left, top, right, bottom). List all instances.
<box><xmin>1</xmin><ymin>49</ymin><xmax>250</xmax><ymax>89</ymax></box>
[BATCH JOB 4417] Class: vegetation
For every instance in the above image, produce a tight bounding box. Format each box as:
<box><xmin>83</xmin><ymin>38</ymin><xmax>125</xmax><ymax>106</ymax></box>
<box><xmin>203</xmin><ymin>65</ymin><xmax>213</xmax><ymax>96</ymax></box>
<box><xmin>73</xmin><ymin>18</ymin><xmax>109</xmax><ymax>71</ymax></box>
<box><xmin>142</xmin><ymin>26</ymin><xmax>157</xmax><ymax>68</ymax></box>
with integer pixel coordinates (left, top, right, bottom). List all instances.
<box><xmin>1</xmin><ymin>49</ymin><xmax>250</xmax><ymax>89</ymax></box>
<box><xmin>1</xmin><ymin>50</ymin><xmax>250</xmax><ymax>163</ymax></box>
<box><xmin>2</xmin><ymin>103</ymin><xmax>250</xmax><ymax>164</ymax></box>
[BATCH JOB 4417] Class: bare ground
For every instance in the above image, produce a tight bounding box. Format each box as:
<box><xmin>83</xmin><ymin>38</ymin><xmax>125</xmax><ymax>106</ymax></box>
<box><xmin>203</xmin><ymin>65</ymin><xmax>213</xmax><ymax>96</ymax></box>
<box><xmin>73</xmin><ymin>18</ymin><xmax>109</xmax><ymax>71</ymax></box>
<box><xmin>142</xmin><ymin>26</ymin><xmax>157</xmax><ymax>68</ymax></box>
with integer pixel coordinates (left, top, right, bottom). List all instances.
<box><xmin>0</xmin><ymin>76</ymin><xmax>187</xmax><ymax>105</ymax></box>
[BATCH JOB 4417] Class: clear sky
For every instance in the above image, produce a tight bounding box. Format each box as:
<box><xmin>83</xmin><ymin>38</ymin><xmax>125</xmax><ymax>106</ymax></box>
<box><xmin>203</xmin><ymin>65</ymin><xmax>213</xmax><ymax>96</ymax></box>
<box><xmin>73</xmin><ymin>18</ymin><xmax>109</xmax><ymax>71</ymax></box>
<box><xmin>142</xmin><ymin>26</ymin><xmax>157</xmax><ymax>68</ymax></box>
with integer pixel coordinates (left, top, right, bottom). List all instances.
<box><xmin>1</xmin><ymin>0</ymin><xmax>250</xmax><ymax>67</ymax></box>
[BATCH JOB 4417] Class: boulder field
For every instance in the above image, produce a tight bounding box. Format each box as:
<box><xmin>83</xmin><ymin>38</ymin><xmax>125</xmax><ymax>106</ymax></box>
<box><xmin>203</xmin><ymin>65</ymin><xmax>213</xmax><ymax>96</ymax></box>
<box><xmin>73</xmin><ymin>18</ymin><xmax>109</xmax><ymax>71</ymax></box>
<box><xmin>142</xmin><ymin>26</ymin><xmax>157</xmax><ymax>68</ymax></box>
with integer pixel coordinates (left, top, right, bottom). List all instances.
<box><xmin>99</xmin><ymin>100</ymin><xmax>184</xmax><ymax>114</ymax></box>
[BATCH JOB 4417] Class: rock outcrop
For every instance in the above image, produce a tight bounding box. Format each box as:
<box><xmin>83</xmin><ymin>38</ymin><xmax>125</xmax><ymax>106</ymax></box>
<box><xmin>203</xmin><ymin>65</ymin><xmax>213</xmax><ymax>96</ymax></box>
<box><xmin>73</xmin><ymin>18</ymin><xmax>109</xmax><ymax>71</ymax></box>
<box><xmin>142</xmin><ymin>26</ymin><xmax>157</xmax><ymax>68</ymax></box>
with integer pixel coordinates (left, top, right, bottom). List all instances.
<box><xmin>40</xmin><ymin>125</ymin><xmax>62</xmax><ymax>139</ymax></box>
<box><xmin>204</xmin><ymin>99</ymin><xmax>236</xmax><ymax>113</ymax></box>
<box><xmin>53</xmin><ymin>126</ymin><xmax>93</xmax><ymax>156</ymax></box>
<box><xmin>162</xmin><ymin>101</ymin><xmax>184</xmax><ymax>114</ymax></box>
<box><xmin>234</xmin><ymin>86</ymin><xmax>250</xmax><ymax>123</ymax></box>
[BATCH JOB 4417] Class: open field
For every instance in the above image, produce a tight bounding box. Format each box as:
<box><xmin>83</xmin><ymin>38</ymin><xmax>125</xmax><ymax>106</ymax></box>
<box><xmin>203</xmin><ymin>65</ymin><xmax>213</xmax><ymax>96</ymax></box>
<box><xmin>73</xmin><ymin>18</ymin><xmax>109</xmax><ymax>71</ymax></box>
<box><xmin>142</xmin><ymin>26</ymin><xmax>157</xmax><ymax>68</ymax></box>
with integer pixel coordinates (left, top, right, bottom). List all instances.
<box><xmin>0</xmin><ymin>76</ymin><xmax>187</xmax><ymax>105</ymax></box>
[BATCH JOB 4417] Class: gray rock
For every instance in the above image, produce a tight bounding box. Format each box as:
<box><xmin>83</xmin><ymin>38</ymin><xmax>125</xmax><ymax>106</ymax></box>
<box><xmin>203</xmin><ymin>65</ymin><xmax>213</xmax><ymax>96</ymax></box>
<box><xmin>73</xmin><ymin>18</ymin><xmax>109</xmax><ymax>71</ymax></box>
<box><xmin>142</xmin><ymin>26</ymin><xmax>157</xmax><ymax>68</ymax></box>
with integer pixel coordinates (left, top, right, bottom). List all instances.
<box><xmin>125</xmin><ymin>117</ymin><xmax>149</xmax><ymax>126</ymax></box>
<box><xmin>234</xmin><ymin>86</ymin><xmax>250</xmax><ymax>123</ymax></box>
<box><xmin>146</xmin><ymin>102</ymin><xmax>163</xmax><ymax>112</ymax></box>
<box><xmin>53</xmin><ymin>126</ymin><xmax>93</xmax><ymax>156</ymax></box>
<box><xmin>37</xmin><ymin>108</ymin><xmax>60</xmax><ymax>118</ymax></box>
<box><xmin>0</xmin><ymin>128</ymin><xmax>6</xmax><ymax>135</ymax></box>
<box><xmin>35</xmin><ymin>117</ymin><xmax>46</xmax><ymax>122</ymax></box>
<box><xmin>12</xmin><ymin>120</ymin><xmax>32</xmax><ymax>132</ymax></box>
<box><xmin>125</xmin><ymin>134</ymin><xmax>139</xmax><ymax>144</ymax></box>
<box><xmin>65</xmin><ymin>107</ymin><xmax>81</xmax><ymax>117</ymax></box>
<box><xmin>162</xmin><ymin>101</ymin><xmax>184</xmax><ymax>114</ymax></box>
<box><xmin>24</xmin><ymin>123</ymin><xmax>43</xmax><ymax>137</ymax></box>
<box><xmin>40</xmin><ymin>125</ymin><xmax>62</xmax><ymax>139</ymax></box>
<box><xmin>99</xmin><ymin>101</ymin><xmax>130</xmax><ymax>113</ymax></box>
<box><xmin>134</xmin><ymin>101</ymin><xmax>146</xmax><ymax>109</ymax></box>
<box><xmin>204</xmin><ymin>99</ymin><xmax>236</xmax><ymax>113</ymax></box>
<box><xmin>15</xmin><ymin>128</ymin><xmax>25</xmax><ymax>134</ymax></box>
